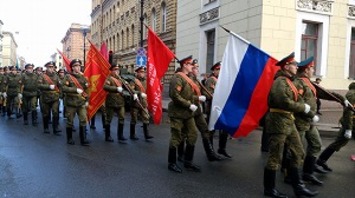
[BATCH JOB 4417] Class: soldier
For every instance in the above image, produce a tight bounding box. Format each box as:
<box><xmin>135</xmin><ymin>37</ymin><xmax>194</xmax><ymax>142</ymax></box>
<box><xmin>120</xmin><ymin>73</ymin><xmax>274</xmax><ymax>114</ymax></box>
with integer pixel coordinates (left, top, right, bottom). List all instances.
<box><xmin>103</xmin><ymin>64</ymin><xmax>129</xmax><ymax>143</ymax></box>
<box><xmin>129</xmin><ymin>66</ymin><xmax>153</xmax><ymax>140</ymax></box>
<box><xmin>21</xmin><ymin>63</ymin><xmax>39</xmax><ymax>126</ymax></box>
<box><xmin>204</xmin><ymin>61</ymin><xmax>231</xmax><ymax>158</ymax></box>
<box><xmin>62</xmin><ymin>59</ymin><xmax>90</xmax><ymax>145</ymax></box>
<box><xmin>316</xmin><ymin>82</ymin><xmax>355</xmax><ymax>172</ymax></box>
<box><xmin>167</xmin><ymin>55</ymin><xmax>201</xmax><ymax>173</ymax></box>
<box><xmin>58</xmin><ymin>68</ymin><xmax>66</xmax><ymax>118</ymax></box>
<box><xmin>263</xmin><ymin>52</ymin><xmax>318</xmax><ymax>198</ymax></box>
<box><xmin>38</xmin><ymin>61</ymin><xmax>61</xmax><ymax>135</ymax></box>
<box><xmin>4</xmin><ymin>66</ymin><xmax>22</xmax><ymax>119</ymax></box>
<box><xmin>0</xmin><ymin>67</ymin><xmax>6</xmax><ymax>116</ymax></box>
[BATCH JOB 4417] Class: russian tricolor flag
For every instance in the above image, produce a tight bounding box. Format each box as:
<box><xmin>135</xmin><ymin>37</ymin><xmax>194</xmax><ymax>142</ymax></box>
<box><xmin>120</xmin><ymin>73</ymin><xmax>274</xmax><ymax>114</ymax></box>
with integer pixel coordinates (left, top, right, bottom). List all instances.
<box><xmin>208</xmin><ymin>31</ymin><xmax>279</xmax><ymax>138</ymax></box>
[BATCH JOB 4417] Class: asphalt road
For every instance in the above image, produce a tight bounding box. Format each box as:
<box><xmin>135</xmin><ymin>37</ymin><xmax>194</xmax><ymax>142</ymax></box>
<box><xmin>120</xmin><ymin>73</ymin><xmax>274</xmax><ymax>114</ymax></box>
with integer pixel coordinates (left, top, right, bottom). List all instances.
<box><xmin>0</xmin><ymin>112</ymin><xmax>354</xmax><ymax>198</ymax></box>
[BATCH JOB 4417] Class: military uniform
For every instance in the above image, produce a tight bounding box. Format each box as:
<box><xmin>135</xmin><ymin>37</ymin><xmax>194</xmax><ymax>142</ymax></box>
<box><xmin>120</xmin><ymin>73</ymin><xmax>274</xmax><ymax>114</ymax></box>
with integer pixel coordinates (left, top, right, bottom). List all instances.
<box><xmin>167</xmin><ymin>55</ymin><xmax>200</xmax><ymax>173</ymax></box>
<box><xmin>204</xmin><ymin>61</ymin><xmax>231</xmax><ymax>158</ymax></box>
<box><xmin>103</xmin><ymin>65</ymin><xmax>128</xmax><ymax>143</ymax></box>
<box><xmin>263</xmin><ymin>53</ymin><xmax>318</xmax><ymax>198</ymax></box>
<box><xmin>129</xmin><ymin>66</ymin><xmax>153</xmax><ymax>140</ymax></box>
<box><xmin>4</xmin><ymin>66</ymin><xmax>22</xmax><ymax>119</ymax></box>
<box><xmin>62</xmin><ymin>59</ymin><xmax>90</xmax><ymax>145</ymax></box>
<box><xmin>316</xmin><ymin>82</ymin><xmax>355</xmax><ymax>172</ymax></box>
<box><xmin>38</xmin><ymin>62</ymin><xmax>61</xmax><ymax>135</ymax></box>
<box><xmin>21</xmin><ymin>63</ymin><xmax>39</xmax><ymax>126</ymax></box>
<box><xmin>0</xmin><ymin>67</ymin><xmax>7</xmax><ymax>116</ymax></box>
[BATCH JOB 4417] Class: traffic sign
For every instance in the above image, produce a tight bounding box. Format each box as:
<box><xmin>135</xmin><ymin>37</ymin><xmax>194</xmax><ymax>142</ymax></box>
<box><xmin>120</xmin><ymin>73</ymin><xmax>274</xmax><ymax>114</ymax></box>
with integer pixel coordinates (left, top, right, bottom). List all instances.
<box><xmin>136</xmin><ymin>55</ymin><xmax>147</xmax><ymax>66</ymax></box>
<box><xmin>136</xmin><ymin>47</ymin><xmax>146</xmax><ymax>56</ymax></box>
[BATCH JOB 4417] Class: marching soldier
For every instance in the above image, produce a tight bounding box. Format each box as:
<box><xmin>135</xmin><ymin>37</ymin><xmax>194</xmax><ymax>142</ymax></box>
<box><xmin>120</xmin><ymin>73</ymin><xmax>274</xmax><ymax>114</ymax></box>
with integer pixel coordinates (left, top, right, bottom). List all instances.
<box><xmin>4</xmin><ymin>66</ymin><xmax>22</xmax><ymax>119</ymax></box>
<box><xmin>167</xmin><ymin>55</ymin><xmax>201</xmax><ymax>173</ymax></box>
<box><xmin>129</xmin><ymin>66</ymin><xmax>153</xmax><ymax>140</ymax></box>
<box><xmin>21</xmin><ymin>63</ymin><xmax>39</xmax><ymax>126</ymax></box>
<box><xmin>103</xmin><ymin>64</ymin><xmax>129</xmax><ymax>143</ymax></box>
<box><xmin>62</xmin><ymin>59</ymin><xmax>90</xmax><ymax>145</ymax></box>
<box><xmin>263</xmin><ymin>52</ymin><xmax>318</xmax><ymax>198</ymax></box>
<box><xmin>204</xmin><ymin>61</ymin><xmax>231</xmax><ymax>158</ymax></box>
<box><xmin>58</xmin><ymin>68</ymin><xmax>66</xmax><ymax>118</ymax></box>
<box><xmin>37</xmin><ymin>61</ymin><xmax>61</xmax><ymax>135</ymax></box>
<box><xmin>0</xmin><ymin>67</ymin><xmax>6</xmax><ymax>116</ymax></box>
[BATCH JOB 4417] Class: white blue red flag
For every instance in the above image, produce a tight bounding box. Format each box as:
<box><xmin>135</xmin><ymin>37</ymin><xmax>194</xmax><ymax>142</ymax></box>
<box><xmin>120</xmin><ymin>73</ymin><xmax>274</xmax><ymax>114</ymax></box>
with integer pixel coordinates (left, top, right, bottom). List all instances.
<box><xmin>208</xmin><ymin>31</ymin><xmax>279</xmax><ymax>138</ymax></box>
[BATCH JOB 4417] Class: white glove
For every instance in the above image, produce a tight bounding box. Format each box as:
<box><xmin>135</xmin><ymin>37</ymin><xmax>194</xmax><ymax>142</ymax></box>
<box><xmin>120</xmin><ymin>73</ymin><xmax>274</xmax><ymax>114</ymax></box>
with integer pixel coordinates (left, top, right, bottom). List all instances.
<box><xmin>2</xmin><ymin>92</ymin><xmax>7</xmax><ymax>98</ymax></box>
<box><xmin>133</xmin><ymin>94</ymin><xmax>138</xmax><ymax>101</ymax></box>
<box><xmin>117</xmin><ymin>86</ymin><xmax>123</xmax><ymax>93</ymax></box>
<box><xmin>312</xmin><ymin>115</ymin><xmax>319</xmax><ymax>123</ymax></box>
<box><xmin>198</xmin><ymin>95</ymin><xmax>206</xmax><ymax>102</ymax></box>
<box><xmin>85</xmin><ymin>102</ymin><xmax>89</xmax><ymax>107</ymax></box>
<box><xmin>344</xmin><ymin>129</ymin><xmax>352</xmax><ymax>139</ymax></box>
<box><xmin>49</xmin><ymin>85</ymin><xmax>55</xmax><ymax>90</ymax></box>
<box><xmin>76</xmin><ymin>88</ymin><xmax>83</xmax><ymax>94</ymax></box>
<box><xmin>18</xmin><ymin>93</ymin><xmax>22</xmax><ymax>99</ymax></box>
<box><xmin>189</xmin><ymin>104</ymin><xmax>198</xmax><ymax>112</ymax></box>
<box><xmin>141</xmin><ymin>93</ymin><xmax>147</xmax><ymax>98</ymax></box>
<box><xmin>344</xmin><ymin>99</ymin><xmax>352</xmax><ymax>107</ymax></box>
<box><xmin>304</xmin><ymin>104</ymin><xmax>311</xmax><ymax>114</ymax></box>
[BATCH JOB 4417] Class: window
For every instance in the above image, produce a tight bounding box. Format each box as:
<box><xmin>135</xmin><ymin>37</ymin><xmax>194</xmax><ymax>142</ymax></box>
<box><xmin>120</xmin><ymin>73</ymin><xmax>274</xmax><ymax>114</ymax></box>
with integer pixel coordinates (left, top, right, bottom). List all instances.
<box><xmin>126</xmin><ymin>28</ymin><xmax>130</xmax><ymax>48</ymax></box>
<box><xmin>122</xmin><ymin>30</ymin><xmax>125</xmax><ymax>49</ymax></box>
<box><xmin>161</xmin><ymin>2</ymin><xmax>167</xmax><ymax>32</ymax></box>
<box><xmin>349</xmin><ymin>28</ymin><xmax>355</xmax><ymax>78</ymax></box>
<box><xmin>131</xmin><ymin>25</ymin><xmax>135</xmax><ymax>47</ymax></box>
<box><xmin>151</xmin><ymin>8</ymin><xmax>156</xmax><ymax>31</ymax></box>
<box><xmin>301</xmin><ymin>21</ymin><xmax>319</xmax><ymax>73</ymax></box>
<box><xmin>206</xmin><ymin>29</ymin><xmax>215</xmax><ymax>70</ymax></box>
<box><xmin>143</xmin><ymin>13</ymin><xmax>148</xmax><ymax>39</ymax></box>
<box><xmin>117</xmin><ymin>33</ymin><xmax>120</xmax><ymax>51</ymax></box>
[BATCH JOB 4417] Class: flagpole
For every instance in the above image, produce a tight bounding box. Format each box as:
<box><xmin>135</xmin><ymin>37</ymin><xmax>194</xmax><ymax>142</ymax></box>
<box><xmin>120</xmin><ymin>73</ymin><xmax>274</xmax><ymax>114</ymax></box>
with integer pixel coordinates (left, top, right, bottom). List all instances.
<box><xmin>219</xmin><ymin>25</ymin><xmax>250</xmax><ymax>44</ymax></box>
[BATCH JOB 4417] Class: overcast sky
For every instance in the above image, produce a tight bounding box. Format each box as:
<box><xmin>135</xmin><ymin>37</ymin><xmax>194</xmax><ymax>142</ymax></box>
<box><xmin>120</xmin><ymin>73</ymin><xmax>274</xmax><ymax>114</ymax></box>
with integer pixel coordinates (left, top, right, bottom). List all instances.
<box><xmin>0</xmin><ymin>0</ymin><xmax>91</xmax><ymax>66</ymax></box>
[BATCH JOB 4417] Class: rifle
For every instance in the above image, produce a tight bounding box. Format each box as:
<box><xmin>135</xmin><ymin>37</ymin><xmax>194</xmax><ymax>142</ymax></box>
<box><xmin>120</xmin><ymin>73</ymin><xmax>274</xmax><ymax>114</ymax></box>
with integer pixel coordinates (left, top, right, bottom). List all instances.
<box><xmin>119</xmin><ymin>76</ymin><xmax>150</xmax><ymax>117</ymax></box>
<box><xmin>197</xmin><ymin>81</ymin><xmax>213</xmax><ymax>98</ymax></box>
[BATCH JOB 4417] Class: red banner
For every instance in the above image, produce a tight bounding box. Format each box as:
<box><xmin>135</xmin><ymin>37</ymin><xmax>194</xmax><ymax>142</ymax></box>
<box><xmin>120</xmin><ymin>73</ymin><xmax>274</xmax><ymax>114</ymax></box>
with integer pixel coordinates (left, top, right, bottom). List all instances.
<box><xmin>56</xmin><ymin>49</ymin><xmax>71</xmax><ymax>72</ymax></box>
<box><xmin>146</xmin><ymin>27</ymin><xmax>175</xmax><ymax>124</ymax></box>
<box><xmin>100</xmin><ymin>42</ymin><xmax>109</xmax><ymax>61</ymax></box>
<box><xmin>84</xmin><ymin>41</ymin><xmax>110</xmax><ymax>120</ymax></box>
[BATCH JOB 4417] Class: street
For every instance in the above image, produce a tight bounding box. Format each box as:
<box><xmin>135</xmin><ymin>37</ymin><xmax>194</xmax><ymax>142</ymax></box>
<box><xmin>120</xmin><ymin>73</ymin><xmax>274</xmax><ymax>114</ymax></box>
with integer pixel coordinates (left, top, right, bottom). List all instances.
<box><xmin>0</xmin><ymin>111</ymin><xmax>354</xmax><ymax>198</ymax></box>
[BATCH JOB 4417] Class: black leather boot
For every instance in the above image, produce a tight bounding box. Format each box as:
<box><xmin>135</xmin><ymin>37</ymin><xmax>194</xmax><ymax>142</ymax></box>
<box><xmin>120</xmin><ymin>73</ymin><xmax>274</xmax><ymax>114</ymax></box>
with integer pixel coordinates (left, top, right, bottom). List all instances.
<box><xmin>130</xmin><ymin>124</ymin><xmax>139</xmax><ymax>140</ymax></box>
<box><xmin>184</xmin><ymin>144</ymin><xmax>201</xmax><ymax>172</ymax></box>
<box><xmin>290</xmin><ymin>167</ymin><xmax>318</xmax><ymax>197</ymax></box>
<box><xmin>264</xmin><ymin>168</ymin><xmax>288</xmax><ymax>198</ymax></box>
<box><xmin>32</xmin><ymin>111</ymin><xmax>38</xmax><ymax>126</ymax></box>
<box><xmin>261</xmin><ymin>127</ymin><xmax>269</xmax><ymax>152</ymax></box>
<box><xmin>52</xmin><ymin>117</ymin><xmax>61</xmax><ymax>136</ymax></box>
<box><xmin>177</xmin><ymin>140</ymin><xmax>185</xmax><ymax>162</ymax></box>
<box><xmin>168</xmin><ymin>147</ymin><xmax>182</xmax><ymax>173</ymax></box>
<box><xmin>202</xmin><ymin>138</ymin><xmax>222</xmax><ymax>161</ymax></box>
<box><xmin>218</xmin><ymin>130</ymin><xmax>232</xmax><ymax>158</ymax></box>
<box><xmin>23</xmin><ymin>112</ymin><xmax>29</xmax><ymax>125</ymax></box>
<box><xmin>117</xmin><ymin>123</ymin><xmax>127</xmax><ymax>143</ymax></box>
<box><xmin>43</xmin><ymin>117</ymin><xmax>50</xmax><ymax>133</ymax></box>
<box><xmin>143</xmin><ymin>123</ymin><xmax>153</xmax><ymax>140</ymax></box>
<box><xmin>104</xmin><ymin>125</ymin><xmax>114</xmax><ymax>142</ymax></box>
<box><xmin>303</xmin><ymin>155</ymin><xmax>323</xmax><ymax>186</ymax></box>
<box><xmin>317</xmin><ymin>147</ymin><xmax>335</xmax><ymax>172</ymax></box>
<box><xmin>66</xmin><ymin>127</ymin><xmax>75</xmax><ymax>145</ymax></box>
<box><xmin>90</xmin><ymin>115</ymin><xmax>96</xmax><ymax>129</ymax></box>
<box><xmin>79</xmin><ymin>126</ymin><xmax>90</xmax><ymax>146</ymax></box>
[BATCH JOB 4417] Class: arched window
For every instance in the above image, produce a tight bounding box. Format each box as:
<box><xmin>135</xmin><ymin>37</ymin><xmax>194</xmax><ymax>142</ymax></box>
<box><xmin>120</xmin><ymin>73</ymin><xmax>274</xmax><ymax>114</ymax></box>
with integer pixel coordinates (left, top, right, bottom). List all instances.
<box><xmin>126</xmin><ymin>28</ymin><xmax>130</xmax><ymax>48</ymax></box>
<box><xmin>117</xmin><ymin>33</ymin><xmax>120</xmax><ymax>51</ymax></box>
<box><xmin>161</xmin><ymin>2</ymin><xmax>167</xmax><ymax>32</ymax></box>
<box><xmin>131</xmin><ymin>25</ymin><xmax>135</xmax><ymax>47</ymax></box>
<box><xmin>151</xmin><ymin>8</ymin><xmax>156</xmax><ymax>31</ymax></box>
<box><xmin>122</xmin><ymin>30</ymin><xmax>125</xmax><ymax>49</ymax></box>
<box><xmin>143</xmin><ymin>13</ymin><xmax>148</xmax><ymax>39</ymax></box>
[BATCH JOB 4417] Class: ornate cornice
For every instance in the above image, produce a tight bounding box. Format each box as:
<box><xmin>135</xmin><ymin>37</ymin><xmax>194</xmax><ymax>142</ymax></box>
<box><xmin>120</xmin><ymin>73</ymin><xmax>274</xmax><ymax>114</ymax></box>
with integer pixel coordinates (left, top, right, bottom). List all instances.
<box><xmin>296</xmin><ymin>0</ymin><xmax>333</xmax><ymax>15</ymax></box>
<box><xmin>200</xmin><ymin>7</ymin><xmax>219</xmax><ymax>24</ymax></box>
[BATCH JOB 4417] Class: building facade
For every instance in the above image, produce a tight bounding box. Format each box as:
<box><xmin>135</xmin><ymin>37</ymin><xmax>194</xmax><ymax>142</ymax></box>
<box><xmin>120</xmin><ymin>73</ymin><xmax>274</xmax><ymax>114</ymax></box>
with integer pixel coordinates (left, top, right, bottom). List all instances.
<box><xmin>61</xmin><ymin>23</ymin><xmax>91</xmax><ymax>69</ymax></box>
<box><xmin>176</xmin><ymin>0</ymin><xmax>355</xmax><ymax>90</ymax></box>
<box><xmin>2</xmin><ymin>31</ymin><xmax>18</xmax><ymax>66</ymax></box>
<box><xmin>91</xmin><ymin>0</ymin><xmax>177</xmax><ymax>83</ymax></box>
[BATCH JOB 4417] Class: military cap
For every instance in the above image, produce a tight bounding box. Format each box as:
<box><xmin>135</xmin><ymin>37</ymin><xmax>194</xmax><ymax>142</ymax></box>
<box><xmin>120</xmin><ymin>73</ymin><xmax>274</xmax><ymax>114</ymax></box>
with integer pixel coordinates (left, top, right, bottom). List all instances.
<box><xmin>211</xmin><ymin>61</ymin><xmax>221</xmax><ymax>71</ymax></box>
<box><xmin>297</xmin><ymin>56</ymin><xmax>314</xmax><ymax>70</ymax></box>
<box><xmin>135</xmin><ymin>66</ymin><xmax>146</xmax><ymax>72</ymax></box>
<box><xmin>44</xmin><ymin>61</ymin><xmax>55</xmax><ymax>67</ymax></box>
<box><xmin>25</xmin><ymin>63</ymin><xmax>34</xmax><ymax>69</ymax></box>
<box><xmin>192</xmin><ymin>59</ymin><xmax>198</xmax><ymax>66</ymax></box>
<box><xmin>110</xmin><ymin>64</ymin><xmax>119</xmax><ymax>70</ymax></box>
<box><xmin>69</xmin><ymin>59</ymin><xmax>82</xmax><ymax>67</ymax></box>
<box><xmin>9</xmin><ymin>66</ymin><xmax>16</xmax><ymax>71</ymax></box>
<box><xmin>275</xmin><ymin>52</ymin><xmax>296</xmax><ymax>67</ymax></box>
<box><xmin>178</xmin><ymin>55</ymin><xmax>193</xmax><ymax>66</ymax></box>
<box><xmin>58</xmin><ymin>68</ymin><xmax>65</xmax><ymax>73</ymax></box>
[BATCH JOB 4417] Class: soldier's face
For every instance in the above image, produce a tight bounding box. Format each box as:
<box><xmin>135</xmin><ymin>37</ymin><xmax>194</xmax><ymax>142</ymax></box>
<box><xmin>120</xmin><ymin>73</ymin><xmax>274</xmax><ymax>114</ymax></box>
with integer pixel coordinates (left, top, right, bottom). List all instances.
<box><xmin>46</xmin><ymin>65</ymin><xmax>54</xmax><ymax>73</ymax></box>
<box><xmin>72</xmin><ymin>65</ymin><xmax>81</xmax><ymax>73</ymax></box>
<box><xmin>26</xmin><ymin>67</ymin><xmax>33</xmax><ymax>73</ymax></box>
<box><xmin>305</xmin><ymin>66</ymin><xmax>315</xmax><ymax>78</ymax></box>
<box><xmin>136</xmin><ymin>69</ymin><xmax>145</xmax><ymax>78</ymax></box>
<box><xmin>11</xmin><ymin>69</ymin><xmax>17</xmax><ymax>74</ymax></box>
<box><xmin>285</xmin><ymin>62</ymin><xmax>298</xmax><ymax>75</ymax></box>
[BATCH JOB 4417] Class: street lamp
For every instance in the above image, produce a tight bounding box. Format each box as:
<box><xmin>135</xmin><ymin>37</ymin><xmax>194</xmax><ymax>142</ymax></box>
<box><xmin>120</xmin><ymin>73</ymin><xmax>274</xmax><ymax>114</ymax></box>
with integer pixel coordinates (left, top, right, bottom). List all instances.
<box><xmin>140</xmin><ymin>0</ymin><xmax>144</xmax><ymax>47</ymax></box>
<box><xmin>81</xmin><ymin>26</ymin><xmax>90</xmax><ymax>71</ymax></box>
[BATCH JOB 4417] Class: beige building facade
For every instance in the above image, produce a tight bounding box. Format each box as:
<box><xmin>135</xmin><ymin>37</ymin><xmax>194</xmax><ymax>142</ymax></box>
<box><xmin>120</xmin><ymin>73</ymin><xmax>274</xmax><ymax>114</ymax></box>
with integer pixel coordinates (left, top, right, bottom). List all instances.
<box><xmin>177</xmin><ymin>0</ymin><xmax>355</xmax><ymax>90</ymax></box>
<box><xmin>2</xmin><ymin>31</ymin><xmax>18</xmax><ymax>66</ymax></box>
<box><xmin>61</xmin><ymin>23</ymin><xmax>91</xmax><ymax>69</ymax></box>
<box><xmin>91</xmin><ymin>0</ymin><xmax>177</xmax><ymax>83</ymax></box>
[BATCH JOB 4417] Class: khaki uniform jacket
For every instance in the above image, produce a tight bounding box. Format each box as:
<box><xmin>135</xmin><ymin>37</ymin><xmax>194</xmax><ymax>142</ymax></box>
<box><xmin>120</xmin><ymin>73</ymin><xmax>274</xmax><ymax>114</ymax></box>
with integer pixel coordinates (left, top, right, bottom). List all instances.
<box><xmin>62</xmin><ymin>73</ymin><xmax>89</xmax><ymax>107</ymax></box>
<box><xmin>103</xmin><ymin>74</ymin><xmax>126</xmax><ymax>108</ymax></box>
<box><xmin>38</xmin><ymin>71</ymin><xmax>60</xmax><ymax>103</ymax></box>
<box><xmin>5</xmin><ymin>73</ymin><xmax>22</xmax><ymax>97</ymax></box>
<box><xmin>21</xmin><ymin>72</ymin><xmax>39</xmax><ymax>97</ymax></box>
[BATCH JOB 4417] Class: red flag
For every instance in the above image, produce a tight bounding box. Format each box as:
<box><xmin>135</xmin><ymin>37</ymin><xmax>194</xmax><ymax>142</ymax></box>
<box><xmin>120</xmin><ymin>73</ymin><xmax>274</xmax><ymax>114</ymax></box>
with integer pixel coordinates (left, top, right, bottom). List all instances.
<box><xmin>84</xmin><ymin>41</ymin><xmax>111</xmax><ymax>120</ymax></box>
<box><xmin>146</xmin><ymin>27</ymin><xmax>175</xmax><ymax>124</ymax></box>
<box><xmin>57</xmin><ymin>49</ymin><xmax>71</xmax><ymax>72</ymax></box>
<box><xmin>100</xmin><ymin>42</ymin><xmax>109</xmax><ymax>61</ymax></box>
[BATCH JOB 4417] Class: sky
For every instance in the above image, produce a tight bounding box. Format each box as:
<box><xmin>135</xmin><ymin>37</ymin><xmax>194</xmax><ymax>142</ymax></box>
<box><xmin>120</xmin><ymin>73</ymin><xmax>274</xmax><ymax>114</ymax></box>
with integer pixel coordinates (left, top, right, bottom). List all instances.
<box><xmin>0</xmin><ymin>0</ymin><xmax>91</xmax><ymax>66</ymax></box>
